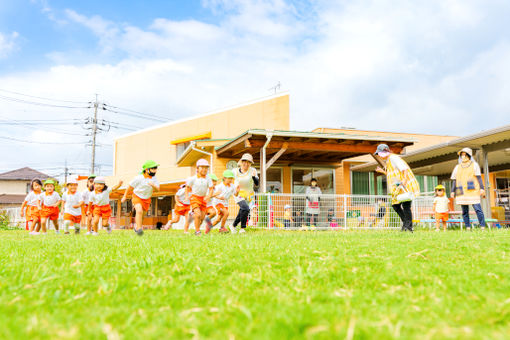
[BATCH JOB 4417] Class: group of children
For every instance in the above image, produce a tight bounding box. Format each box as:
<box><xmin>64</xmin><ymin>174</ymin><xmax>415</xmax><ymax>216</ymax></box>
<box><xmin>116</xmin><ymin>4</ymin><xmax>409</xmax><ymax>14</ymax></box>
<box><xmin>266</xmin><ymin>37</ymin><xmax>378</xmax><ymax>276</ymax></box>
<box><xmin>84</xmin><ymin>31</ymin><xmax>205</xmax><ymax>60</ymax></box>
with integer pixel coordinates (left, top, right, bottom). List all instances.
<box><xmin>20</xmin><ymin>159</ymin><xmax>161</xmax><ymax>236</ymax></box>
<box><xmin>20</xmin><ymin>158</ymin><xmax>243</xmax><ymax>236</ymax></box>
<box><xmin>163</xmin><ymin>159</ymin><xmax>239</xmax><ymax>235</ymax></box>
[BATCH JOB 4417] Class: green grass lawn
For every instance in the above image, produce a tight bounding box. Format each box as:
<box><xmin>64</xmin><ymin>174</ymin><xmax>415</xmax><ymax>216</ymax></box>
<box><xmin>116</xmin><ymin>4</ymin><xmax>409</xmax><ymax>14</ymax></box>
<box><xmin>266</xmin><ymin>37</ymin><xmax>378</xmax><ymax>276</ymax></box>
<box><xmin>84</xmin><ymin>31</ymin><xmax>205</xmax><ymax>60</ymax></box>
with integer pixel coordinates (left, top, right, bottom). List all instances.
<box><xmin>1</xmin><ymin>229</ymin><xmax>509</xmax><ymax>340</ymax></box>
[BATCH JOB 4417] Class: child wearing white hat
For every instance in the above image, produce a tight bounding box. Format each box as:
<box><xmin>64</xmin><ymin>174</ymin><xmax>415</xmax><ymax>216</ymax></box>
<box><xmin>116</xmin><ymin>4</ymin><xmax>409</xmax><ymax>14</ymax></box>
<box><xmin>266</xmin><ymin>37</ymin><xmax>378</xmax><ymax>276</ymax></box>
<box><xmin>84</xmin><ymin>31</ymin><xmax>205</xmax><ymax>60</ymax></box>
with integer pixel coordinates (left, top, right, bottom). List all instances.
<box><xmin>61</xmin><ymin>177</ymin><xmax>84</xmax><ymax>234</ymax></box>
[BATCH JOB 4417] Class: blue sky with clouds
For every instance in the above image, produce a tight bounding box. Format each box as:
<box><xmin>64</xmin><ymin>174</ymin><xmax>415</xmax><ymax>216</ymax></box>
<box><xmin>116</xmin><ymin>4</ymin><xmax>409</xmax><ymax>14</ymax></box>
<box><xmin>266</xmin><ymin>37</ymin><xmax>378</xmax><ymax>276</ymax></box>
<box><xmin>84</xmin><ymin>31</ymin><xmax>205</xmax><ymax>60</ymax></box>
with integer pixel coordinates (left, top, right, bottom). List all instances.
<box><xmin>1</xmin><ymin>0</ymin><xmax>509</xmax><ymax>176</ymax></box>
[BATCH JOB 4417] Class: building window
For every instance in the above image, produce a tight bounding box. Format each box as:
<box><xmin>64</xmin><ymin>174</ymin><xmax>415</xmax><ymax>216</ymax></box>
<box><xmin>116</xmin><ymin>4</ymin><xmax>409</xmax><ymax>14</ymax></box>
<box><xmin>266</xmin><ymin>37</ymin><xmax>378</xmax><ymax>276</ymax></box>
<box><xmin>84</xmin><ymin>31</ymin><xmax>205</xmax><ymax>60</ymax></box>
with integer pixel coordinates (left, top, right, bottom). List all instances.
<box><xmin>266</xmin><ymin>168</ymin><xmax>282</xmax><ymax>193</ymax></box>
<box><xmin>175</xmin><ymin>142</ymin><xmax>191</xmax><ymax>161</ymax></box>
<box><xmin>292</xmin><ymin>168</ymin><xmax>334</xmax><ymax>194</ymax></box>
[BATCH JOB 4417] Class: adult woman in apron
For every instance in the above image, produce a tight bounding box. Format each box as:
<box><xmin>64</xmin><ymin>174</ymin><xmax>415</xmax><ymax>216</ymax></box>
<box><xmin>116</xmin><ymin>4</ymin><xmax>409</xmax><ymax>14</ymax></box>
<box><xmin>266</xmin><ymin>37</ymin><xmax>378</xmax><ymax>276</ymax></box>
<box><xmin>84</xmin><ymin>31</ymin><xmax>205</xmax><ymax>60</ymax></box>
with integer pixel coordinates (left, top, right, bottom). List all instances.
<box><xmin>375</xmin><ymin>144</ymin><xmax>420</xmax><ymax>232</ymax></box>
<box><xmin>450</xmin><ymin>147</ymin><xmax>486</xmax><ymax>230</ymax></box>
<box><xmin>231</xmin><ymin>153</ymin><xmax>259</xmax><ymax>233</ymax></box>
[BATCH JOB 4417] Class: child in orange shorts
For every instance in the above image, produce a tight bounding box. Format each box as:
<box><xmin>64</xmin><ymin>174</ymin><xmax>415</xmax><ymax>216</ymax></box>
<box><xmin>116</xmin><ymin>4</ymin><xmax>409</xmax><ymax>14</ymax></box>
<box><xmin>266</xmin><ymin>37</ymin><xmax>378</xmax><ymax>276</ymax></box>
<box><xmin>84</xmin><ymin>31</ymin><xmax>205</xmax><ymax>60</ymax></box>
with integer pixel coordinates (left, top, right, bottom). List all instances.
<box><xmin>122</xmin><ymin>160</ymin><xmax>160</xmax><ymax>236</ymax></box>
<box><xmin>164</xmin><ymin>184</ymin><xmax>191</xmax><ymax>231</ymax></box>
<box><xmin>89</xmin><ymin>177</ymin><xmax>123</xmax><ymax>235</ymax></box>
<box><xmin>82</xmin><ymin>174</ymin><xmax>96</xmax><ymax>234</ymax></box>
<box><xmin>186</xmin><ymin>159</ymin><xmax>214</xmax><ymax>235</ymax></box>
<box><xmin>433</xmin><ymin>184</ymin><xmax>450</xmax><ymax>231</ymax></box>
<box><xmin>37</xmin><ymin>179</ymin><xmax>61</xmax><ymax>234</ymax></box>
<box><xmin>62</xmin><ymin>177</ymin><xmax>84</xmax><ymax>234</ymax></box>
<box><xmin>21</xmin><ymin>179</ymin><xmax>43</xmax><ymax>235</ymax></box>
<box><xmin>204</xmin><ymin>174</ymin><xmax>219</xmax><ymax>233</ymax></box>
<box><xmin>210</xmin><ymin>169</ymin><xmax>238</xmax><ymax>233</ymax></box>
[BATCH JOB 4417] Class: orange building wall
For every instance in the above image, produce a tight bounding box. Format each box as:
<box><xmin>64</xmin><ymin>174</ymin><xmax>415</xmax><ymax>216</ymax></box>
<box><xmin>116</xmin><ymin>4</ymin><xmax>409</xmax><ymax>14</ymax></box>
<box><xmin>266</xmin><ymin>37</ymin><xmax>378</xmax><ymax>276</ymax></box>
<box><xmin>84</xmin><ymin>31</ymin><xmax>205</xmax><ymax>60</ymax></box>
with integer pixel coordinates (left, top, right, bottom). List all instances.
<box><xmin>110</xmin><ymin>93</ymin><xmax>290</xmax><ymax>187</ymax></box>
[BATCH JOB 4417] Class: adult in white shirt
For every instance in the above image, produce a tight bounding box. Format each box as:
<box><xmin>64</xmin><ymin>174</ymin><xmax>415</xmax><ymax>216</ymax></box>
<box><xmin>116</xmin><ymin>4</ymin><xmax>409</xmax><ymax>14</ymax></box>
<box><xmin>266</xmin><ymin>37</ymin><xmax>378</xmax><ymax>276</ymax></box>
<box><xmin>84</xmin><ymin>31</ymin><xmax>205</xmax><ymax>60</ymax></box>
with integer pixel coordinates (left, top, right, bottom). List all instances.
<box><xmin>231</xmin><ymin>153</ymin><xmax>259</xmax><ymax>233</ymax></box>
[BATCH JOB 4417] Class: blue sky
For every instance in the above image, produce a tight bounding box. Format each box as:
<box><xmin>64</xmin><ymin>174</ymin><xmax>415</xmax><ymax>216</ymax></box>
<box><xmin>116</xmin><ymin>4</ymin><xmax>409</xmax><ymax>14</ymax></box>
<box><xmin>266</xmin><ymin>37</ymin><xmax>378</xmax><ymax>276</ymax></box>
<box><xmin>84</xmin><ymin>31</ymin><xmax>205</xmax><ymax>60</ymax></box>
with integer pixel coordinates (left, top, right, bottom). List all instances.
<box><xmin>1</xmin><ymin>0</ymin><xmax>510</xmax><ymax>177</ymax></box>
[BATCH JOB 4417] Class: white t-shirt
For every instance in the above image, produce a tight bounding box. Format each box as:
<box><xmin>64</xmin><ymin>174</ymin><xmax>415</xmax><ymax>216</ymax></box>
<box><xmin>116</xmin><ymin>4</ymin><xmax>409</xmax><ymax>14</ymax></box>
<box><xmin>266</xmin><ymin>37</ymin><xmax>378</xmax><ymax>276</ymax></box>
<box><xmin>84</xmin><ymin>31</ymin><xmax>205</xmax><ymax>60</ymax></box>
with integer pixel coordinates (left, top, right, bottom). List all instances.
<box><xmin>40</xmin><ymin>192</ymin><xmax>61</xmax><ymax>207</ymax></box>
<box><xmin>186</xmin><ymin>175</ymin><xmax>213</xmax><ymax>197</ymax></box>
<box><xmin>433</xmin><ymin>196</ymin><xmax>450</xmax><ymax>213</ymax></box>
<box><xmin>129</xmin><ymin>174</ymin><xmax>159</xmax><ymax>199</ymax></box>
<box><xmin>213</xmin><ymin>182</ymin><xmax>236</xmax><ymax>206</ymax></box>
<box><xmin>82</xmin><ymin>190</ymin><xmax>92</xmax><ymax>205</ymax></box>
<box><xmin>62</xmin><ymin>192</ymin><xmax>83</xmax><ymax>216</ymax></box>
<box><xmin>450</xmin><ymin>162</ymin><xmax>481</xmax><ymax>179</ymax></box>
<box><xmin>233</xmin><ymin>167</ymin><xmax>258</xmax><ymax>203</ymax></box>
<box><xmin>24</xmin><ymin>191</ymin><xmax>42</xmax><ymax>206</ymax></box>
<box><xmin>89</xmin><ymin>188</ymin><xmax>112</xmax><ymax>206</ymax></box>
<box><xmin>388</xmin><ymin>154</ymin><xmax>409</xmax><ymax>172</ymax></box>
<box><xmin>176</xmin><ymin>187</ymin><xmax>190</xmax><ymax>205</ymax></box>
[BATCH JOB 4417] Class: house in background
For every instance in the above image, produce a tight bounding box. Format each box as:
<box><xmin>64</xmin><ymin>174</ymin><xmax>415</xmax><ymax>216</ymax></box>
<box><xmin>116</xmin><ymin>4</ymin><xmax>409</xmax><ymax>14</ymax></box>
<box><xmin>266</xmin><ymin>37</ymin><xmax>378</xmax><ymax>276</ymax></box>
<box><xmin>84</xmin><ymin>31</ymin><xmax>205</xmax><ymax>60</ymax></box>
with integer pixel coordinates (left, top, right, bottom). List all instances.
<box><xmin>0</xmin><ymin>167</ymin><xmax>50</xmax><ymax>208</ymax></box>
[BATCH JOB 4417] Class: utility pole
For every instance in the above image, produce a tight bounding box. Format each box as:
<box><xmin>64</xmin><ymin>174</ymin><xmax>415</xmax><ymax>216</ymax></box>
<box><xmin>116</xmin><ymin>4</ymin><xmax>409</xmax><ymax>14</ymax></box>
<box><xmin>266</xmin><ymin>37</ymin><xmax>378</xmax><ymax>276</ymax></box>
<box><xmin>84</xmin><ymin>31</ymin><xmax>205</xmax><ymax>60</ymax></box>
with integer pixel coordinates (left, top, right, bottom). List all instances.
<box><xmin>64</xmin><ymin>158</ymin><xmax>69</xmax><ymax>184</ymax></box>
<box><xmin>91</xmin><ymin>94</ymin><xmax>98</xmax><ymax>174</ymax></box>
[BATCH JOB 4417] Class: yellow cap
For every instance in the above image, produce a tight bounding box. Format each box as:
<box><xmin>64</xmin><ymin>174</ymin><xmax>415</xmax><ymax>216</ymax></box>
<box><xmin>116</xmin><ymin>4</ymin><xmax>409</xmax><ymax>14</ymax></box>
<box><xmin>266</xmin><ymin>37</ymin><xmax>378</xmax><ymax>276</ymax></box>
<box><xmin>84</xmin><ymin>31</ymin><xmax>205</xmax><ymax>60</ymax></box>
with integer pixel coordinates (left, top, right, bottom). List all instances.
<box><xmin>435</xmin><ymin>184</ymin><xmax>445</xmax><ymax>190</ymax></box>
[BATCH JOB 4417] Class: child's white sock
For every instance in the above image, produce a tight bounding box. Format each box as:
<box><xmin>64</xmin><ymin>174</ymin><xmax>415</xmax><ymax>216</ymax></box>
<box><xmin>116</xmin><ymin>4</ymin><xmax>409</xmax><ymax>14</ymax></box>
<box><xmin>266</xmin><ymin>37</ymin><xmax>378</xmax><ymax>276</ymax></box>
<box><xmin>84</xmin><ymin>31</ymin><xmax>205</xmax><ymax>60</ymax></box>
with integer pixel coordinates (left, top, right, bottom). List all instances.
<box><xmin>64</xmin><ymin>220</ymin><xmax>71</xmax><ymax>233</ymax></box>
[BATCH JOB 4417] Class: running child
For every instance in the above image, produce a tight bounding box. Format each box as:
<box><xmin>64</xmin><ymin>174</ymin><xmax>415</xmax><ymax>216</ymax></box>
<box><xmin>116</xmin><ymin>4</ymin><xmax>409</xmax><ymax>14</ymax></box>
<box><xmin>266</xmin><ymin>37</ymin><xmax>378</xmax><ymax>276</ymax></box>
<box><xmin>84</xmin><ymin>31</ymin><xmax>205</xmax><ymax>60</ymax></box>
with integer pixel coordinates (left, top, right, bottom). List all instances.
<box><xmin>204</xmin><ymin>173</ymin><xmax>219</xmax><ymax>233</ymax></box>
<box><xmin>121</xmin><ymin>160</ymin><xmax>160</xmax><ymax>236</ymax></box>
<box><xmin>21</xmin><ymin>179</ymin><xmax>43</xmax><ymax>235</ymax></box>
<box><xmin>61</xmin><ymin>177</ymin><xmax>84</xmax><ymax>234</ymax></box>
<box><xmin>433</xmin><ymin>184</ymin><xmax>450</xmax><ymax>231</ymax></box>
<box><xmin>37</xmin><ymin>179</ymin><xmax>61</xmax><ymax>234</ymax></box>
<box><xmin>89</xmin><ymin>177</ymin><xmax>123</xmax><ymax>235</ymax></box>
<box><xmin>210</xmin><ymin>170</ymin><xmax>237</xmax><ymax>233</ymax></box>
<box><xmin>186</xmin><ymin>159</ymin><xmax>214</xmax><ymax>235</ymax></box>
<box><xmin>164</xmin><ymin>184</ymin><xmax>191</xmax><ymax>231</ymax></box>
<box><xmin>82</xmin><ymin>174</ymin><xmax>95</xmax><ymax>234</ymax></box>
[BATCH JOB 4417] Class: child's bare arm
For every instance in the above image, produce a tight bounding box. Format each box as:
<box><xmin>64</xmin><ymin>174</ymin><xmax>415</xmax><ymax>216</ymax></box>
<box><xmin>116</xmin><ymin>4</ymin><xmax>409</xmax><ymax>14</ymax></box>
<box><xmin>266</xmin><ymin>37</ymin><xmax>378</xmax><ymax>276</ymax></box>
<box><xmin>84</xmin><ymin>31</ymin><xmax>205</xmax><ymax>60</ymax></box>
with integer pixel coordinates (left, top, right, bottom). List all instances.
<box><xmin>185</xmin><ymin>186</ymin><xmax>191</xmax><ymax>201</ymax></box>
<box><xmin>20</xmin><ymin>201</ymin><xmax>27</xmax><ymax>217</ymax></box>
<box><xmin>112</xmin><ymin>180</ymin><xmax>123</xmax><ymax>192</ymax></box>
<box><xmin>121</xmin><ymin>184</ymin><xmax>132</xmax><ymax>203</ymax></box>
<box><xmin>204</xmin><ymin>187</ymin><xmax>214</xmax><ymax>202</ymax></box>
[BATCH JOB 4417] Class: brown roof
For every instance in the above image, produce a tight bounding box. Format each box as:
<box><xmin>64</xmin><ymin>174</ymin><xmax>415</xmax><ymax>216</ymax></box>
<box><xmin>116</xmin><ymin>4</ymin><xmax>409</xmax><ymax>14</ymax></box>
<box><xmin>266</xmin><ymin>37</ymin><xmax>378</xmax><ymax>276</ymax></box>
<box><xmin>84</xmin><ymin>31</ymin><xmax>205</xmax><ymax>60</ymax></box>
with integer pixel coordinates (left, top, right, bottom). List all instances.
<box><xmin>0</xmin><ymin>167</ymin><xmax>50</xmax><ymax>181</ymax></box>
<box><xmin>0</xmin><ymin>194</ymin><xmax>26</xmax><ymax>204</ymax></box>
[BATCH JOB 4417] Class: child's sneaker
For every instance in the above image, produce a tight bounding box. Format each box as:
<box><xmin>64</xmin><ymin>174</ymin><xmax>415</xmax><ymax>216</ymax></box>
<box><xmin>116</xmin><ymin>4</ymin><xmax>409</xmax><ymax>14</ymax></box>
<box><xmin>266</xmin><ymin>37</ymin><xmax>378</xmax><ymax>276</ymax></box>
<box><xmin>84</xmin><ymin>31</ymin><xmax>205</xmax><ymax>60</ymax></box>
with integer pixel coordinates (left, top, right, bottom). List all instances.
<box><xmin>29</xmin><ymin>231</ymin><xmax>39</xmax><ymax>235</ymax></box>
<box><xmin>75</xmin><ymin>228</ymin><xmax>80</xmax><ymax>234</ymax></box>
<box><xmin>229</xmin><ymin>225</ymin><xmax>237</xmax><ymax>234</ymax></box>
<box><xmin>64</xmin><ymin>231</ymin><xmax>70</xmax><ymax>235</ymax></box>
<box><xmin>219</xmin><ymin>227</ymin><xmax>228</xmax><ymax>233</ymax></box>
<box><xmin>134</xmin><ymin>228</ymin><xmax>143</xmax><ymax>236</ymax></box>
<box><xmin>194</xmin><ymin>230</ymin><xmax>201</xmax><ymax>236</ymax></box>
<box><xmin>239</xmin><ymin>229</ymin><xmax>246</xmax><ymax>234</ymax></box>
<box><xmin>85</xmin><ymin>231</ymin><xmax>92</xmax><ymax>235</ymax></box>
<box><xmin>92</xmin><ymin>231</ymin><xmax>99</xmax><ymax>236</ymax></box>
<box><xmin>106</xmin><ymin>225</ymin><xmax>112</xmax><ymax>234</ymax></box>
<box><xmin>55</xmin><ymin>230</ymin><xmax>60</xmax><ymax>234</ymax></box>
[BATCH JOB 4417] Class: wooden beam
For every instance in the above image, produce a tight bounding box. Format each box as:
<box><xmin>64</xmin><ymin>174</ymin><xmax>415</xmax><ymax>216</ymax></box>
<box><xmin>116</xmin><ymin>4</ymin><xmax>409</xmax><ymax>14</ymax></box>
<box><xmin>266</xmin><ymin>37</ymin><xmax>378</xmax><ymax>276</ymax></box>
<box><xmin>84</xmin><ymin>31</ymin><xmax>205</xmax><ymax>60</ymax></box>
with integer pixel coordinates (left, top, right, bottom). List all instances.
<box><xmin>216</xmin><ymin>133</ymin><xmax>252</xmax><ymax>155</ymax></box>
<box><xmin>248</xmin><ymin>139</ymin><xmax>400</xmax><ymax>154</ymax></box>
<box><xmin>266</xmin><ymin>143</ymin><xmax>288</xmax><ymax>169</ymax></box>
<box><xmin>370</xmin><ymin>154</ymin><xmax>386</xmax><ymax>168</ymax></box>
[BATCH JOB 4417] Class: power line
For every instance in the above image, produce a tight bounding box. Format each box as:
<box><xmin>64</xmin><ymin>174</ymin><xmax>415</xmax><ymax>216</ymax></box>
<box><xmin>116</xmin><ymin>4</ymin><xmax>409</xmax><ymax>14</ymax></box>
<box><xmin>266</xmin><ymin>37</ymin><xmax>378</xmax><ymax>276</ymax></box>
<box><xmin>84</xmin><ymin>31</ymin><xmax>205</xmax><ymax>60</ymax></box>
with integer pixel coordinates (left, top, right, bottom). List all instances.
<box><xmin>0</xmin><ymin>88</ymin><xmax>90</xmax><ymax>104</ymax></box>
<box><xmin>0</xmin><ymin>136</ymin><xmax>88</xmax><ymax>145</ymax></box>
<box><xmin>0</xmin><ymin>94</ymin><xmax>90</xmax><ymax>109</ymax></box>
<box><xmin>102</xmin><ymin>103</ymin><xmax>169</xmax><ymax>122</ymax></box>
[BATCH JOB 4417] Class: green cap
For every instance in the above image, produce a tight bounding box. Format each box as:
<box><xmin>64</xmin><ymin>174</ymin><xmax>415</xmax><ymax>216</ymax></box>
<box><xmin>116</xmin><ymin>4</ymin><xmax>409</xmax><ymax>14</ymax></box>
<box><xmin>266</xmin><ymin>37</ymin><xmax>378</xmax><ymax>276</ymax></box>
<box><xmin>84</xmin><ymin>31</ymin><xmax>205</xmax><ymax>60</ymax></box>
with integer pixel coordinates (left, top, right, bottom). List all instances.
<box><xmin>88</xmin><ymin>174</ymin><xmax>96</xmax><ymax>179</ymax></box>
<box><xmin>209</xmin><ymin>174</ymin><xmax>219</xmax><ymax>181</ymax></box>
<box><xmin>223</xmin><ymin>169</ymin><xmax>235</xmax><ymax>178</ymax></box>
<box><xmin>142</xmin><ymin>160</ymin><xmax>159</xmax><ymax>170</ymax></box>
<box><xmin>44</xmin><ymin>179</ymin><xmax>56</xmax><ymax>186</ymax></box>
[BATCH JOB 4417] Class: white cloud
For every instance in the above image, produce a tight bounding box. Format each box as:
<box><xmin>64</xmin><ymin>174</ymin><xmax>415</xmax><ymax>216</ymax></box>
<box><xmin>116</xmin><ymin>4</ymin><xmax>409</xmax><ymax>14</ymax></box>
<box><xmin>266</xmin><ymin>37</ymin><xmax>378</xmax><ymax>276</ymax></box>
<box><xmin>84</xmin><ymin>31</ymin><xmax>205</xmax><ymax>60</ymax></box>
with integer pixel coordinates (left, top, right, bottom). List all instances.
<box><xmin>1</xmin><ymin>0</ymin><xmax>510</xmax><ymax>174</ymax></box>
<box><xmin>0</xmin><ymin>31</ymin><xmax>19</xmax><ymax>58</ymax></box>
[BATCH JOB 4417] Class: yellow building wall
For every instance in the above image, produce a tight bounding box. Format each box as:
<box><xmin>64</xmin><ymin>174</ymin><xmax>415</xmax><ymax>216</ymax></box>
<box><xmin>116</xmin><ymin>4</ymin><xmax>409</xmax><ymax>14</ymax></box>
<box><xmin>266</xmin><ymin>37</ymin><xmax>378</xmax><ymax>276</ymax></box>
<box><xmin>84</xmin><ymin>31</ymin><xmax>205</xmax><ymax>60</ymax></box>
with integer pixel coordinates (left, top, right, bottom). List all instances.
<box><xmin>110</xmin><ymin>93</ymin><xmax>290</xmax><ymax>187</ymax></box>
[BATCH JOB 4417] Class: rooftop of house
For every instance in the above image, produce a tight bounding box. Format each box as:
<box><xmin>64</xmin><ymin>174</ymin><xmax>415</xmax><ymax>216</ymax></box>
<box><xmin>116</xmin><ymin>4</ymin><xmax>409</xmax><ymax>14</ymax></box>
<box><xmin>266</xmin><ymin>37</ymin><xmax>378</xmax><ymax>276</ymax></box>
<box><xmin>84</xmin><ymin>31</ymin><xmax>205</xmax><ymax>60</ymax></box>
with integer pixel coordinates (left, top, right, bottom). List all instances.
<box><xmin>0</xmin><ymin>167</ymin><xmax>50</xmax><ymax>181</ymax></box>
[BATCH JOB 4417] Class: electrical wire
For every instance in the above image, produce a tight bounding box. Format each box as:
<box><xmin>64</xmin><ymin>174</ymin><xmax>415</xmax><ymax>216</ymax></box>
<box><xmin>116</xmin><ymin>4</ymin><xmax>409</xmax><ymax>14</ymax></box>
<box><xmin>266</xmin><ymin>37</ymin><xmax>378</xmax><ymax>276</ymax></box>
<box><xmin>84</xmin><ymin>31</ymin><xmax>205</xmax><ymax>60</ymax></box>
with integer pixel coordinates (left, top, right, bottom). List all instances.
<box><xmin>103</xmin><ymin>103</ymin><xmax>170</xmax><ymax>121</ymax></box>
<box><xmin>0</xmin><ymin>94</ymin><xmax>91</xmax><ymax>109</ymax></box>
<box><xmin>0</xmin><ymin>136</ymin><xmax>88</xmax><ymax>145</ymax></box>
<box><xmin>0</xmin><ymin>88</ymin><xmax>90</xmax><ymax>104</ymax></box>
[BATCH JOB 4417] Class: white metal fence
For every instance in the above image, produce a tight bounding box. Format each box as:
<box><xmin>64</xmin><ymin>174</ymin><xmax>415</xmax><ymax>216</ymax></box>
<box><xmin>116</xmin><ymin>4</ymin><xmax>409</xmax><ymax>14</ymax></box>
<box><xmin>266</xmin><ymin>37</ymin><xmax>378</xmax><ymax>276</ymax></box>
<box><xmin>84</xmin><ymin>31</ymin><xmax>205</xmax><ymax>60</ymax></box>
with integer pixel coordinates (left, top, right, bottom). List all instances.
<box><xmin>4</xmin><ymin>193</ymin><xmax>492</xmax><ymax>231</ymax></box>
<box><xmin>217</xmin><ymin>193</ymin><xmax>438</xmax><ymax>230</ymax></box>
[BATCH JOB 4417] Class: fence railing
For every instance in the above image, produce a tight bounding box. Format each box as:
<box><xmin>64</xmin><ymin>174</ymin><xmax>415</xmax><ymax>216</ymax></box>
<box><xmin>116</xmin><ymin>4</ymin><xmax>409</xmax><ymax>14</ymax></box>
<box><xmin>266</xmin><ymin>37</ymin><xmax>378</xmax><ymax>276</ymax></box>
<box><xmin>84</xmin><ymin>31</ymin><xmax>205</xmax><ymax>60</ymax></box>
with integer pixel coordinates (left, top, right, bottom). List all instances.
<box><xmin>0</xmin><ymin>194</ymin><xmax>450</xmax><ymax>230</ymax></box>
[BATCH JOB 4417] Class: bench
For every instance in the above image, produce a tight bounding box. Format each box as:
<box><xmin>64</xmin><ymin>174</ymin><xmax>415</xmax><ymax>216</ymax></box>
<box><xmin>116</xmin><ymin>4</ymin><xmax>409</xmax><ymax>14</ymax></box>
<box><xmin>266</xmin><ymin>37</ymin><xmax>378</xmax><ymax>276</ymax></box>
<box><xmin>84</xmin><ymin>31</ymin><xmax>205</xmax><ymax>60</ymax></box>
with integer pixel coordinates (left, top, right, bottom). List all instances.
<box><xmin>418</xmin><ymin>218</ymin><xmax>498</xmax><ymax>230</ymax></box>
